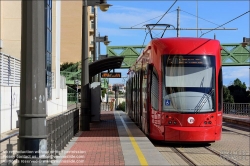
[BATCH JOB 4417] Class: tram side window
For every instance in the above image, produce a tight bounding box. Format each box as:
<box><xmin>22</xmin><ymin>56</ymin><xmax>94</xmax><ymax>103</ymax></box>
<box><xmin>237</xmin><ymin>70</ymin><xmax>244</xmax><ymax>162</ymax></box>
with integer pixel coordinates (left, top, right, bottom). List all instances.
<box><xmin>218</xmin><ymin>68</ymin><xmax>223</xmax><ymax>111</ymax></box>
<box><xmin>151</xmin><ymin>68</ymin><xmax>159</xmax><ymax>110</ymax></box>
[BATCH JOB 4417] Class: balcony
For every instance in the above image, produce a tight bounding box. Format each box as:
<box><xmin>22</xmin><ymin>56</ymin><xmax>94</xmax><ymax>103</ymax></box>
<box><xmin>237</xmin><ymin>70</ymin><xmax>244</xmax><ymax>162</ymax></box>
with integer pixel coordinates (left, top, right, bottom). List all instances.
<box><xmin>89</xmin><ymin>7</ymin><xmax>95</xmax><ymax>18</ymax></box>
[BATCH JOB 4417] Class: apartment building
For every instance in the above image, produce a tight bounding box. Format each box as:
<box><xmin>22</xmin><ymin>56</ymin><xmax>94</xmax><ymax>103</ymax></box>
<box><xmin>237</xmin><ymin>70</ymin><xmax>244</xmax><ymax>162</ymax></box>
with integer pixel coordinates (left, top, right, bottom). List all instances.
<box><xmin>0</xmin><ymin>1</ymin><xmax>95</xmax><ymax>133</ymax></box>
<box><xmin>60</xmin><ymin>1</ymin><xmax>96</xmax><ymax>63</ymax></box>
<box><xmin>0</xmin><ymin>0</ymin><xmax>94</xmax><ymax>86</ymax></box>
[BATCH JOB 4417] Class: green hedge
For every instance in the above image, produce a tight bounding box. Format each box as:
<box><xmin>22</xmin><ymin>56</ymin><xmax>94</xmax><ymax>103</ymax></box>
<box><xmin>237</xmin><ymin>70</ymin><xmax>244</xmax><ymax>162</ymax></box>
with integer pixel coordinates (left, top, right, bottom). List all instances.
<box><xmin>117</xmin><ymin>101</ymin><xmax>125</xmax><ymax>112</ymax></box>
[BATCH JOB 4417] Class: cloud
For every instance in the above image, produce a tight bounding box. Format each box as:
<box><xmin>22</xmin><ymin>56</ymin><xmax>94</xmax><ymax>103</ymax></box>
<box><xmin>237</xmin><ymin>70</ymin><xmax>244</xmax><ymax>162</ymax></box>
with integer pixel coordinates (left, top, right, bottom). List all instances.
<box><xmin>98</xmin><ymin>27</ymin><xmax>135</xmax><ymax>37</ymax></box>
<box><xmin>98</xmin><ymin>5</ymin><xmax>177</xmax><ymax>28</ymax></box>
<box><xmin>97</xmin><ymin>4</ymin><xmax>206</xmax><ymax>40</ymax></box>
<box><xmin>223</xmin><ymin>66</ymin><xmax>249</xmax><ymax>79</ymax></box>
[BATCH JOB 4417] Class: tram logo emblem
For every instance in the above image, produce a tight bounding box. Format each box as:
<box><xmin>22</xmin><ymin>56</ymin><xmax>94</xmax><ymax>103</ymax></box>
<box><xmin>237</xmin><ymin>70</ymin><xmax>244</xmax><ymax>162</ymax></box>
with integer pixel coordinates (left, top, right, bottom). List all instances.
<box><xmin>187</xmin><ymin>117</ymin><xmax>195</xmax><ymax>124</ymax></box>
<box><xmin>165</xmin><ymin>99</ymin><xmax>171</xmax><ymax>106</ymax></box>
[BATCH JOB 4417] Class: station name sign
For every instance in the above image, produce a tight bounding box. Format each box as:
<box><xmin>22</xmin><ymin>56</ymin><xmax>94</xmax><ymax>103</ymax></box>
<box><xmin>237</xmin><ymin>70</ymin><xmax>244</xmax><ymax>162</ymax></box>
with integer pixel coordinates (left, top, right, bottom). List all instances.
<box><xmin>101</xmin><ymin>72</ymin><xmax>121</xmax><ymax>78</ymax></box>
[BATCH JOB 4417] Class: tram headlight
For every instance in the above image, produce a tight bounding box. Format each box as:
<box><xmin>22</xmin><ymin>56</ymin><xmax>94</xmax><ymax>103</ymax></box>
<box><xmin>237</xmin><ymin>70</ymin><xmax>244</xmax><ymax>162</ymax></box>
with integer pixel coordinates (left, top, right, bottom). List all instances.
<box><xmin>173</xmin><ymin>121</ymin><xmax>177</xmax><ymax>124</ymax></box>
<box><xmin>204</xmin><ymin>121</ymin><xmax>207</xmax><ymax>124</ymax></box>
<box><xmin>208</xmin><ymin>121</ymin><xmax>212</xmax><ymax>124</ymax></box>
<box><xmin>168</xmin><ymin>121</ymin><xmax>172</xmax><ymax>124</ymax></box>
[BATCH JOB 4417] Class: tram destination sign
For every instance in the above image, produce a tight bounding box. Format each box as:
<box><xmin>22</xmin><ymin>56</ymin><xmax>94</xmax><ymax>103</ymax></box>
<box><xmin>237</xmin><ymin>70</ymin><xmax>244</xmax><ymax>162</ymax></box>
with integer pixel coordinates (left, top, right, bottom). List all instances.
<box><xmin>101</xmin><ymin>72</ymin><xmax>121</xmax><ymax>78</ymax></box>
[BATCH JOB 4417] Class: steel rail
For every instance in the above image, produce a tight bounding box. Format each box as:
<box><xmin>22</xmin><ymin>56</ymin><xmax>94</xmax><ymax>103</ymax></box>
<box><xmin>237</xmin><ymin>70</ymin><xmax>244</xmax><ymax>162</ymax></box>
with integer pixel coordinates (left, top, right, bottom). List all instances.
<box><xmin>171</xmin><ymin>147</ymin><xmax>197</xmax><ymax>166</ymax></box>
<box><xmin>205</xmin><ymin>147</ymin><xmax>243</xmax><ymax>166</ymax></box>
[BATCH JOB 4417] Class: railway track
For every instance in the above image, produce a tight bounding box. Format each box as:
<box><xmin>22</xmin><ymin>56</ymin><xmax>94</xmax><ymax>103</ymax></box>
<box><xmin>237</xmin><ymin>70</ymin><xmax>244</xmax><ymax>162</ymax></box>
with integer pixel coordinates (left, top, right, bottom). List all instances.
<box><xmin>155</xmin><ymin>122</ymin><xmax>249</xmax><ymax>165</ymax></box>
<box><xmin>222</xmin><ymin>123</ymin><xmax>250</xmax><ymax>137</ymax></box>
<box><xmin>170</xmin><ymin>147</ymin><xmax>197</xmax><ymax>166</ymax></box>
<box><xmin>157</xmin><ymin>145</ymin><xmax>242</xmax><ymax>166</ymax></box>
<box><xmin>172</xmin><ymin>145</ymin><xmax>244</xmax><ymax>166</ymax></box>
<box><xmin>205</xmin><ymin>146</ymin><xmax>243</xmax><ymax>166</ymax></box>
<box><xmin>223</xmin><ymin>127</ymin><xmax>250</xmax><ymax>137</ymax></box>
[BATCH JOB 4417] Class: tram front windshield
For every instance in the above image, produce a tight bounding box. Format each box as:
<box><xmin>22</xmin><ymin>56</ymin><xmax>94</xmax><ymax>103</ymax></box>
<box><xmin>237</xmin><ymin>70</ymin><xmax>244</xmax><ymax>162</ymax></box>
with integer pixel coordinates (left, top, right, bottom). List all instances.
<box><xmin>162</xmin><ymin>55</ymin><xmax>215</xmax><ymax>113</ymax></box>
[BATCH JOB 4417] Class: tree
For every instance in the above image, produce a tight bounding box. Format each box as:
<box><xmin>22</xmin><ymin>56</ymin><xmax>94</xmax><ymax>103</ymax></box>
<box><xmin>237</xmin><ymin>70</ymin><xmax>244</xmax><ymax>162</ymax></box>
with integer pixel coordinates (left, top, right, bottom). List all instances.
<box><xmin>223</xmin><ymin>86</ymin><xmax>234</xmax><ymax>103</ymax></box>
<box><xmin>228</xmin><ymin>78</ymin><xmax>249</xmax><ymax>103</ymax></box>
<box><xmin>60</xmin><ymin>62</ymin><xmax>76</xmax><ymax>71</ymax></box>
<box><xmin>101</xmin><ymin>88</ymin><xmax>107</xmax><ymax>98</ymax></box>
<box><xmin>117</xmin><ymin>101</ymin><xmax>125</xmax><ymax>112</ymax></box>
<box><xmin>233</xmin><ymin>78</ymin><xmax>247</xmax><ymax>89</ymax></box>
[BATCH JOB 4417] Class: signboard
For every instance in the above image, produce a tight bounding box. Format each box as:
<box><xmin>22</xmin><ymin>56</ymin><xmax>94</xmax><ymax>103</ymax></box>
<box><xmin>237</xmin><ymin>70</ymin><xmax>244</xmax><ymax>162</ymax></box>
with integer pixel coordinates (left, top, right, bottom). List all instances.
<box><xmin>101</xmin><ymin>72</ymin><xmax>121</xmax><ymax>78</ymax></box>
<box><xmin>74</xmin><ymin>79</ymin><xmax>80</xmax><ymax>85</ymax></box>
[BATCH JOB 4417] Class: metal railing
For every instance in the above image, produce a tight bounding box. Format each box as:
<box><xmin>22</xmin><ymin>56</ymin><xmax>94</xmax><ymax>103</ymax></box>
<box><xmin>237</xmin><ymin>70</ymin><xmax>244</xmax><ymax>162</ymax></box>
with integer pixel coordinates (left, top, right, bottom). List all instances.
<box><xmin>0</xmin><ymin>132</ymin><xmax>19</xmax><ymax>165</ymax></box>
<box><xmin>223</xmin><ymin>103</ymin><xmax>250</xmax><ymax>116</ymax></box>
<box><xmin>67</xmin><ymin>86</ymin><xmax>78</xmax><ymax>104</ymax></box>
<box><xmin>101</xmin><ymin>102</ymin><xmax>110</xmax><ymax>111</ymax></box>
<box><xmin>0</xmin><ymin>108</ymin><xmax>79</xmax><ymax>164</ymax></box>
<box><xmin>47</xmin><ymin>108</ymin><xmax>79</xmax><ymax>162</ymax></box>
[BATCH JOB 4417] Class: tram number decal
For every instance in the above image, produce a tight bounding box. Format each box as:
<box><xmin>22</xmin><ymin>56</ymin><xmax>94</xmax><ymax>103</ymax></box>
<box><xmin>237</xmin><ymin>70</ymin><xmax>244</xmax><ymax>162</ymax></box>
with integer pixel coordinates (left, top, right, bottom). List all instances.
<box><xmin>165</xmin><ymin>99</ymin><xmax>171</xmax><ymax>106</ymax></box>
<box><xmin>187</xmin><ymin>117</ymin><xmax>195</xmax><ymax>124</ymax></box>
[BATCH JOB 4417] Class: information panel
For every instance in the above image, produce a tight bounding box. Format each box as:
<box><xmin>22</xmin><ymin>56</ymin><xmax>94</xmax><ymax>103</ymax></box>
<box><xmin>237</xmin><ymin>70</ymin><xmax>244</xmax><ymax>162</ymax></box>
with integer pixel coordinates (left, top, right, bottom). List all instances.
<box><xmin>101</xmin><ymin>72</ymin><xmax>121</xmax><ymax>78</ymax></box>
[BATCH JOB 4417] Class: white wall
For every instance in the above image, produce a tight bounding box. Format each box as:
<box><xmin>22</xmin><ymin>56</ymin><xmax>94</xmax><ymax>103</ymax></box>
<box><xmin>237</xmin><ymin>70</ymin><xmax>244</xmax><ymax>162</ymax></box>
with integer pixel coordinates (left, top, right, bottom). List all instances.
<box><xmin>0</xmin><ymin>86</ymin><xmax>67</xmax><ymax>134</ymax></box>
<box><xmin>117</xmin><ymin>98</ymin><xmax>125</xmax><ymax>105</ymax></box>
<box><xmin>47</xmin><ymin>88</ymin><xmax>67</xmax><ymax>116</ymax></box>
<box><xmin>0</xmin><ymin>86</ymin><xmax>20</xmax><ymax>133</ymax></box>
<box><xmin>104</xmin><ymin>93</ymin><xmax>125</xmax><ymax>105</ymax></box>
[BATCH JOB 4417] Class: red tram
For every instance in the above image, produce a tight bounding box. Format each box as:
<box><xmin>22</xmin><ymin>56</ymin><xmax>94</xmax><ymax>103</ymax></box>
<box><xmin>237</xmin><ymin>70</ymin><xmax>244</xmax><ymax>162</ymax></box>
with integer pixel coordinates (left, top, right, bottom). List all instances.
<box><xmin>126</xmin><ymin>37</ymin><xmax>223</xmax><ymax>143</ymax></box>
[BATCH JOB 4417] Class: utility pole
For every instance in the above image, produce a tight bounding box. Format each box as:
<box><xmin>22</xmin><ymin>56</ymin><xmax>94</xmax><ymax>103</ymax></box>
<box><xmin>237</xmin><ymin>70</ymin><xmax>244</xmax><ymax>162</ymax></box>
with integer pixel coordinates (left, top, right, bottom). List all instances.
<box><xmin>115</xmin><ymin>85</ymin><xmax>119</xmax><ymax>110</ymax></box>
<box><xmin>81</xmin><ymin>0</ymin><xmax>90</xmax><ymax>131</ymax></box>
<box><xmin>177</xmin><ymin>6</ymin><xmax>180</xmax><ymax>37</ymax></box>
<box><xmin>98</xmin><ymin>33</ymin><xmax>101</xmax><ymax>82</ymax></box>
<box><xmin>196</xmin><ymin>0</ymin><xmax>199</xmax><ymax>37</ymax></box>
<box><xmin>18</xmin><ymin>0</ymin><xmax>47</xmax><ymax>165</ymax></box>
<box><xmin>80</xmin><ymin>0</ymin><xmax>111</xmax><ymax>130</ymax></box>
<box><xmin>93</xmin><ymin>6</ymin><xmax>98</xmax><ymax>82</ymax></box>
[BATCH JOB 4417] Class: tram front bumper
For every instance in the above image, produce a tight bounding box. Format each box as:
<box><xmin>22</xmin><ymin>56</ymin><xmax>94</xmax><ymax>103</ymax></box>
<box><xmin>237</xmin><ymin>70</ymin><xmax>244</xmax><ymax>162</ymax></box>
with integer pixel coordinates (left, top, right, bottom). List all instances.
<box><xmin>164</xmin><ymin>126</ymin><xmax>216</xmax><ymax>142</ymax></box>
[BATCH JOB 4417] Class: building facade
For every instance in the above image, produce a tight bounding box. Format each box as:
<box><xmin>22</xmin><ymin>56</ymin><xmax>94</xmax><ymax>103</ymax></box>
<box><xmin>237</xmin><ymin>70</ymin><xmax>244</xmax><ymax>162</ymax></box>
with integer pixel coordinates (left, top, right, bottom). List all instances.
<box><xmin>0</xmin><ymin>0</ymin><xmax>72</xmax><ymax>133</ymax></box>
<box><xmin>60</xmin><ymin>1</ymin><xmax>96</xmax><ymax>63</ymax></box>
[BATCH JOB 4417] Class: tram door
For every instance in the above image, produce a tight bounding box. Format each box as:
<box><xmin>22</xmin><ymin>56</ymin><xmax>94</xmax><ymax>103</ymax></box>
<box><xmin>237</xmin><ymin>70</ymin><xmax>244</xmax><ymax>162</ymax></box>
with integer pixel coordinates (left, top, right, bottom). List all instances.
<box><xmin>132</xmin><ymin>76</ymin><xmax>136</xmax><ymax>120</ymax></box>
<box><xmin>135</xmin><ymin>73</ymin><xmax>139</xmax><ymax>124</ymax></box>
<box><xmin>145</xmin><ymin>64</ymin><xmax>154</xmax><ymax>134</ymax></box>
<box><xmin>151</xmin><ymin>67</ymin><xmax>160</xmax><ymax>125</ymax></box>
<box><xmin>138</xmin><ymin>70</ymin><xmax>143</xmax><ymax>128</ymax></box>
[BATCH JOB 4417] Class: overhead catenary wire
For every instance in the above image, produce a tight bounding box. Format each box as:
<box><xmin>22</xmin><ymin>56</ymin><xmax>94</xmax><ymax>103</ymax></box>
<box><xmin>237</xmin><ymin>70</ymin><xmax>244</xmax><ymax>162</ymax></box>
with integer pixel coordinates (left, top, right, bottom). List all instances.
<box><xmin>139</xmin><ymin>0</ymin><xmax>178</xmax><ymax>54</ymax></box>
<box><xmin>130</xmin><ymin>9</ymin><xmax>177</xmax><ymax>28</ymax></box>
<box><xmin>140</xmin><ymin>32</ymin><xmax>149</xmax><ymax>55</ymax></box>
<box><xmin>200</xmin><ymin>10</ymin><xmax>250</xmax><ymax>37</ymax></box>
<box><xmin>153</xmin><ymin>0</ymin><xmax>178</xmax><ymax>27</ymax></box>
<box><xmin>181</xmin><ymin>9</ymin><xmax>224</xmax><ymax>27</ymax></box>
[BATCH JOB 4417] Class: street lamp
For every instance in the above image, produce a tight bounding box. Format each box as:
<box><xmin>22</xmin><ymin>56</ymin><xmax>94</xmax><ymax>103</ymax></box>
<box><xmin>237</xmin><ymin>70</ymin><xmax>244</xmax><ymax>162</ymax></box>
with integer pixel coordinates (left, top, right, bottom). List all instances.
<box><xmin>96</xmin><ymin>35</ymin><xmax>110</xmax><ymax>46</ymax></box>
<box><xmin>88</xmin><ymin>0</ymin><xmax>112</xmax><ymax>11</ymax></box>
<box><xmin>81</xmin><ymin>0</ymin><xmax>111</xmax><ymax>131</ymax></box>
<box><xmin>95</xmin><ymin>34</ymin><xmax>111</xmax><ymax>82</ymax></box>
<box><xmin>96</xmin><ymin>35</ymin><xmax>111</xmax><ymax>54</ymax></box>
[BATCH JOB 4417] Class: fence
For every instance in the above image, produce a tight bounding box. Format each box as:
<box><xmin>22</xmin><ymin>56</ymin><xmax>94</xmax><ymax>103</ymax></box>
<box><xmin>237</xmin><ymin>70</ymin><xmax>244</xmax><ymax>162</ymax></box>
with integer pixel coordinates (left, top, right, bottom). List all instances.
<box><xmin>67</xmin><ymin>86</ymin><xmax>78</xmax><ymax>104</ymax></box>
<box><xmin>47</xmin><ymin>107</ymin><xmax>79</xmax><ymax>162</ymax></box>
<box><xmin>0</xmin><ymin>108</ymin><xmax>79</xmax><ymax>165</ymax></box>
<box><xmin>223</xmin><ymin>103</ymin><xmax>250</xmax><ymax>116</ymax></box>
<box><xmin>0</xmin><ymin>53</ymin><xmax>20</xmax><ymax>86</ymax></box>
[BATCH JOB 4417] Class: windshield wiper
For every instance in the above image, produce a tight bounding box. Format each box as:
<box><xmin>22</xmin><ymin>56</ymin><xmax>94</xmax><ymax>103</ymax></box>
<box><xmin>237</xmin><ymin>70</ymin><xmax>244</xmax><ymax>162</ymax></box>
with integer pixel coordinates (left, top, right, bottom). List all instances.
<box><xmin>194</xmin><ymin>89</ymin><xmax>214</xmax><ymax>113</ymax></box>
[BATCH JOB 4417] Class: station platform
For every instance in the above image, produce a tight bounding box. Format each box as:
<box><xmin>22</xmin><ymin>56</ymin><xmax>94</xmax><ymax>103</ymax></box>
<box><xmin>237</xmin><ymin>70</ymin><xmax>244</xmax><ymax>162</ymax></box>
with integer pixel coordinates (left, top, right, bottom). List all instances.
<box><xmin>52</xmin><ymin>110</ymin><xmax>250</xmax><ymax>166</ymax></box>
<box><xmin>1</xmin><ymin>107</ymin><xmax>249</xmax><ymax>165</ymax></box>
<box><xmin>223</xmin><ymin>114</ymin><xmax>250</xmax><ymax>126</ymax></box>
<box><xmin>53</xmin><ymin>110</ymin><xmax>168</xmax><ymax>166</ymax></box>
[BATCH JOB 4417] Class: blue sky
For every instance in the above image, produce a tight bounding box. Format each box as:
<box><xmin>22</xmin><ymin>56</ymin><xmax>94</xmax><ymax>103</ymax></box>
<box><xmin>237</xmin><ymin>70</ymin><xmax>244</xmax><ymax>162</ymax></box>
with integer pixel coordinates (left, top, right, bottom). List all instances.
<box><xmin>97</xmin><ymin>1</ymin><xmax>249</xmax><ymax>87</ymax></box>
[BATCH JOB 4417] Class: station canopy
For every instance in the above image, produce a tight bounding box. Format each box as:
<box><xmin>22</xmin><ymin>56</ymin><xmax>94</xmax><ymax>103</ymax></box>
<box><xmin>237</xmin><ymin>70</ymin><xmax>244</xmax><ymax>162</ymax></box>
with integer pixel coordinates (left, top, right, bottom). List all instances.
<box><xmin>89</xmin><ymin>56</ymin><xmax>124</xmax><ymax>79</ymax></box>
